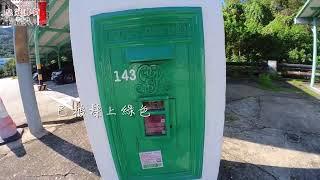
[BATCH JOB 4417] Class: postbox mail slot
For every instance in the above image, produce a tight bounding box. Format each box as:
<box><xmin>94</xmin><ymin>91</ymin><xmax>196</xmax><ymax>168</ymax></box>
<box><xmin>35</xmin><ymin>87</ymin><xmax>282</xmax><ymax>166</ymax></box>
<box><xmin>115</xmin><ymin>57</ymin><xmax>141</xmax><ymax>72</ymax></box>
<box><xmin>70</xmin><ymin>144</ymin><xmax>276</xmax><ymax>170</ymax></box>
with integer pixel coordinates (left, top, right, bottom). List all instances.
<box><xmin>126</xmin><ymin>45</ymin><xmax>174</xmax><ymax>62</ymax></box>
<box><xmin>143</xmin><ymin>101</ymin><xmax>165</xmax><ymax>111</ymax></box>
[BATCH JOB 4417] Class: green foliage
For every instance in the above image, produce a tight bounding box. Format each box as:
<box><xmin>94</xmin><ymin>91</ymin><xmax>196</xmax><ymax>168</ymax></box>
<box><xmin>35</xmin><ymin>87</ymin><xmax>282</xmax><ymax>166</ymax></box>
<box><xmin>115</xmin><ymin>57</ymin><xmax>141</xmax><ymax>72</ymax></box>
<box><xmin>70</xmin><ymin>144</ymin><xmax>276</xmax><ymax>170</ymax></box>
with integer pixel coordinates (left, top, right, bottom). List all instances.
<box><xmin>0</xmin><ymin>67</ymin><xmax>4</xmax><ymax>78</ymax></box>
<box><xmin>244</xmin><ymin>0</ymin><xmax>273</xmax><ymax>32</ymax></box>
<box><xmin>224</xmin><ymin>0</ymin><xmax>310</xmax><ymax>64</ymax></box>
<box><xmin>288</xmin><ymin>48</ymin><xmax>310</xmax><ymax>63</ymax></box>
<box><xmin>3</xmin><ymin>58</ymin><xmax>16</xmax><ymax>77</ymax></box>
<box><xmin>258</xmin><ymin>73</ymin><xmax>281</xmax><ymax>90</ymax></box>
<box><xmin>0</xmin><ymin>27</ymin><xmax>14</xmax><ymax>58</ymax></box>
<box><xmin>265</xmin><ymin>0</ymin><xmax>305</xmax><ymax>15</ymax></box>
<box><xmin>224</xmin><ymin>1</ymin><xmax>247</xmax><ymax>62</ymax></box>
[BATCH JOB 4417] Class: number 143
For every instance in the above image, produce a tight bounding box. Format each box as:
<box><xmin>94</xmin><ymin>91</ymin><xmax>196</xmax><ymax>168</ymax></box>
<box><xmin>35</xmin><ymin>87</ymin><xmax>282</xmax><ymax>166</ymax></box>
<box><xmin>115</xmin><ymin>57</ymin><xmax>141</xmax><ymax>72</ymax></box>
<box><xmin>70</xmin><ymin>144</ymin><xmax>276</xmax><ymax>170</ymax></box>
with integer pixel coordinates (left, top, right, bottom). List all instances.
<box><xmin>114</xmin><ymin>69</ymin><xmax>136</xmax><ymax>82</ymax></box>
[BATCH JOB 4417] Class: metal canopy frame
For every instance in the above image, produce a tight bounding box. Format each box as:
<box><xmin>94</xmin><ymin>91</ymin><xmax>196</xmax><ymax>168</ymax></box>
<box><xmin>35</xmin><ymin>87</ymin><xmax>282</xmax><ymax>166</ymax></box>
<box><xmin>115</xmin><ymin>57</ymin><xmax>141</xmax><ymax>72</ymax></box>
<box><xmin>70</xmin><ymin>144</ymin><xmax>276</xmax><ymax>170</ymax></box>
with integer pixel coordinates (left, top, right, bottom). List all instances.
<box><xmin>295</xmin><ymin>0</ymin><xmax>320</xmax><ymax>88</ymax></box>
<box><xmin>28</xmin><ymin>0</ymin><xmax>70</xmax><ymax>69</ymax></box>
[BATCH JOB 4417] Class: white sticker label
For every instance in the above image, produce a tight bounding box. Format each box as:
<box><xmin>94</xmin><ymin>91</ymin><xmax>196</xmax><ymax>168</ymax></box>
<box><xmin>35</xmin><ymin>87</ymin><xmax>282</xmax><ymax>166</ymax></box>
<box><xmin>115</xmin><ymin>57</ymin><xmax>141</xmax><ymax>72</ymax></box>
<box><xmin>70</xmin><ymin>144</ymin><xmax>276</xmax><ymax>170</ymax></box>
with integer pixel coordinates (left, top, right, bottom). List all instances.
<box><xmin>139</xmin><ymin>150</ymin><xmax>163</xmax><ymax>169</ymax></box>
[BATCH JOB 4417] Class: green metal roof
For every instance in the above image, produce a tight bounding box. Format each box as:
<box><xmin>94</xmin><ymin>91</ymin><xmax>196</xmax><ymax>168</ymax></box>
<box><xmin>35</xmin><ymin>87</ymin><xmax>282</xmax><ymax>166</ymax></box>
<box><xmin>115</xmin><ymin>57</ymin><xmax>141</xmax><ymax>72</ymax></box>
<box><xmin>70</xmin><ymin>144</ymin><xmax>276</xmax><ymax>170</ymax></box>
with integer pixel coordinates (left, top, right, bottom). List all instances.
<box><xmin>28</xmin><ymin>0</ymin><xmax>70</xmax><ymax>63</ymax></box>
<box><xmin>295</xmin><ymin>0</ymin><xmax>320</xmax><ymax>24</ymax></box>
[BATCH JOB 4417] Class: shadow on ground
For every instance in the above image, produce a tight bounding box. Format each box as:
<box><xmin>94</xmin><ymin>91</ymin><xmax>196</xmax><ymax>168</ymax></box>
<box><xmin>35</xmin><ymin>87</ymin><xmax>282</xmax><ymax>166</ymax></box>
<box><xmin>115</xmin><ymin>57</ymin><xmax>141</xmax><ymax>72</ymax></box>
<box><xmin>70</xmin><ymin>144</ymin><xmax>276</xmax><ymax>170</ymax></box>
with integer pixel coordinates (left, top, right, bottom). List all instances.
<box><xmin>0</xmin><ymin>120</ymin><xmax>100</xmax><ymax>179</ymax></box>
<box><xmin>1</xmin><ymin>139</ymin><xmax>26</xmax><ymax>158</ymax></box>
<box><xmin>39</xmin><ymin>130</ymin><xmax>100</xmax><ymax>176</ymax></box>
<box><xmin>218</xmin><ymin>160</ymin><xmax>320</xmax><ymax>180</ymax></box>
<box><xmin>222</xmin><ymin>77</ymin><xmax>320</xmax><ymax>179</ymax></box>
<box><xmin>225</xmin><ymin>78</ymin><xmax>320</xmax><ymax>153</ymax></box>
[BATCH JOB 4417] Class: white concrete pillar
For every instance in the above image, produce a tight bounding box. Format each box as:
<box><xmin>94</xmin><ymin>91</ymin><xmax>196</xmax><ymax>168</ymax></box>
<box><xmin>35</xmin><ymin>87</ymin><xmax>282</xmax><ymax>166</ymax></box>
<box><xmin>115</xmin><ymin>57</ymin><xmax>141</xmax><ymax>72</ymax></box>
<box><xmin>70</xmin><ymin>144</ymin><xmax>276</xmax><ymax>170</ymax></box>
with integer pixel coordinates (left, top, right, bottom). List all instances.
<box><xmin>14</xmin><ymin>26</ymin><xmax>46</xmax><ymax>138</ymax></box>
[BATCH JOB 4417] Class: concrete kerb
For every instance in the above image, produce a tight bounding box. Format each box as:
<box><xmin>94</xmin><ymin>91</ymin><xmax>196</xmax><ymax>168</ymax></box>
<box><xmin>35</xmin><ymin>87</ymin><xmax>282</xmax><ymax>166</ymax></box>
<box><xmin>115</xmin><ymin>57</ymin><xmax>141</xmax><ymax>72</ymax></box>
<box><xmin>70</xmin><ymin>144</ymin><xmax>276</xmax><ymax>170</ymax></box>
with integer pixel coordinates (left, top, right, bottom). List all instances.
<box><xmin>311</xmin><ymin>86</ymin><xmax>320</xmax><ymax>94</ymax></box>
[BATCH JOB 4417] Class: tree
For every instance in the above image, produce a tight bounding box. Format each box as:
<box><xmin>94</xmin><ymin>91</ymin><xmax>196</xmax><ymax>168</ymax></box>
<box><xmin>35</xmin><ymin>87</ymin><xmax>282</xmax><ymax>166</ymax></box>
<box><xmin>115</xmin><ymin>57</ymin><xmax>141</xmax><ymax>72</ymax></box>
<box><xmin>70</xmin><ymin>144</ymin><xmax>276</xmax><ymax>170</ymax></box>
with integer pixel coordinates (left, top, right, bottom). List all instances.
<box><xmin>0</xmin><ymin>67</ymin><xmax>4</xmax><ymax>78</ymax></box>
<box><xmin>0</xmin><ymin>27</ymin><xmax>14</xmax><ymax>58</ymax></box>
<box><xmin>223</xmin><ymin>0</ymin><xmax>311</xmax><ymax>64</ymax></box>
<box><xmin>245</xmin><ymin>0</ymin><xmax>273</xmax><ymax>33</ymax></box>
<box><xmin>3</xmin><ymin>58</ymin><xmax>16</xmax><ymax>76</ymax></box>
<box><xmin>262</xmin><ymin>14</ymin><xmax>311</xmax><ymax>63</ymax></box>
<box><xmin>261</xmin><ymin>0</ymin><xmax>305</xmax><ymax>15</ymax></box>
<box><xmin>224</xmin><ymin>0</ymin><xmax>247</xmax><ymax>61</ymax></box>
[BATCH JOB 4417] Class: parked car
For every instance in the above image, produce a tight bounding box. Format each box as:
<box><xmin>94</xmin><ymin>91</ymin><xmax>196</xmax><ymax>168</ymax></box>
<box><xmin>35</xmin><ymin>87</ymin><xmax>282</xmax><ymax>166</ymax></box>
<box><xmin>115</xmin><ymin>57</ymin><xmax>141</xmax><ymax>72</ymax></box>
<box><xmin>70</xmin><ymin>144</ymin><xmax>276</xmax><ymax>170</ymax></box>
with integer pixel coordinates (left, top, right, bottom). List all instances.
<box><xmin>51</xmin><ymin>64</ymin><xmax>76</xmax><ymax>84</ymax></box>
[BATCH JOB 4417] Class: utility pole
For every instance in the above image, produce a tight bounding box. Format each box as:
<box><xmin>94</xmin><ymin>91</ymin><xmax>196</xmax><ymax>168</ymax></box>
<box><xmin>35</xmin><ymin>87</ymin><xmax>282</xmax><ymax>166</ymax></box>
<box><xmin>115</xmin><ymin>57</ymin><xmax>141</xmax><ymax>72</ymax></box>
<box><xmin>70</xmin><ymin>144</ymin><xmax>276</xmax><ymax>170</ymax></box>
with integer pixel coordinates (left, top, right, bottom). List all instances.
<box><xmin>14</xmin><ymin>26</ymin><xmax>46</xmax><ymax>138</ymax></box>
<box><xmin>311</xmin><ymin>17</ymin><xmax>318</xmax><ymax>87</ymax></box>
<box><xmin>57</xmin><ymin>47</ymin><xmax>61</xmax><ymax>69</ymax></box>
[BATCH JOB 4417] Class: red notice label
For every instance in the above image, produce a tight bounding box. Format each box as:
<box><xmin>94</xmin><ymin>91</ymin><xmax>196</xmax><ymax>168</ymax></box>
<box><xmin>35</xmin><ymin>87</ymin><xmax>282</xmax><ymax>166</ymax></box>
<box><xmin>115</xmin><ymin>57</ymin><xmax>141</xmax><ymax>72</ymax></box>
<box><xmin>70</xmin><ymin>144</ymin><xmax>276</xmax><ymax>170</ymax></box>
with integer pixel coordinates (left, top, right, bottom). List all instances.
<box><xmin>144</xmin><ymin>115</ymin><xmax>166</xmax><ymax>136</ymax></box>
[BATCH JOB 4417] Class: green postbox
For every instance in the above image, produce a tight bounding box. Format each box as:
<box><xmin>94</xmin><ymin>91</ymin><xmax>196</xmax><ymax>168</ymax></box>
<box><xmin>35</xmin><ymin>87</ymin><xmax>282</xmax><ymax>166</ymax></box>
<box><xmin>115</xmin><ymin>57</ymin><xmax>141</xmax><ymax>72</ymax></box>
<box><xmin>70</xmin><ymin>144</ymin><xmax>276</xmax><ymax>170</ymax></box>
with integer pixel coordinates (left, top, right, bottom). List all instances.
<box><xmin>92</xmin><ymin>7</ymin><xmax>205</xmax><ymax>180</ymax></box>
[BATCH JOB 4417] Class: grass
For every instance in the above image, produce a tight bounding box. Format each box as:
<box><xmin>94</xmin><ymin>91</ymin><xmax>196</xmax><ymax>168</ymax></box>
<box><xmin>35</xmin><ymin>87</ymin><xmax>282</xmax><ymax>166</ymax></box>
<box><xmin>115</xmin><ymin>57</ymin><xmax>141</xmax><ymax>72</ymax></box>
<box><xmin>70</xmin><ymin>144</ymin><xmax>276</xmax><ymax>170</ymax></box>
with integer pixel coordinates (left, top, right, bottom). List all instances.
<box><xmin>229</xmin><ymin>72</ymin><xmax>320</xmax><ymax>99</ymax></box>
<box><xmin>256</xmin><ymin>74</ymin><xmax>320</xmax><ymax>98</ymax></box>
<box><xmin>287</xmin><ymin>79</ymin><xmax>320</xmax><ymax>100</ymax></box>
<box><xmin>225</xmin><ymin>113</ymin><xmax>239</xmax><ymax>123</ymax></box>
<box><xmin>257</xmin><ymin>73</ymin><xmax>281</xmax><ymax>91</ymax></box>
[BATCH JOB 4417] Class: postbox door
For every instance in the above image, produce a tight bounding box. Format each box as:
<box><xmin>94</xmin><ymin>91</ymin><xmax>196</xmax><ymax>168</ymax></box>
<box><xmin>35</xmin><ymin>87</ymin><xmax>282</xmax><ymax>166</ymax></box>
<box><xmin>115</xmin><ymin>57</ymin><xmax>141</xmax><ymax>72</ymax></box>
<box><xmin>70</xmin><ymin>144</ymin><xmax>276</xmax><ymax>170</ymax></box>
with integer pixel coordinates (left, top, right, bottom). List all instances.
<box><xmin>92</xmin><ymin>7</ymin><xmax>205</xmax><ymax>180</ymax></box>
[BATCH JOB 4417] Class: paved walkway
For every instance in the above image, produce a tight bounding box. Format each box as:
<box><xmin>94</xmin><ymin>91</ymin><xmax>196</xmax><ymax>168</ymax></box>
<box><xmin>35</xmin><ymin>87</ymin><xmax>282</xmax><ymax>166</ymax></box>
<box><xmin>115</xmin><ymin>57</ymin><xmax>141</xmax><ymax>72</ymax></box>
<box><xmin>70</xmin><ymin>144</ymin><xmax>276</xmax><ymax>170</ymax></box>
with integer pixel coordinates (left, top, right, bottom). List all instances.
<box><xmin>219</xmin><ymin>79</ymin><xmax>320</xmax><ymax>180</ymax></box>
<box><xmin>44</xmin><ymin>81</ymin><xmax>79</xmax><ymax>109</ymax></box>
<box><xmin>0</xmin><ymin>78</ymin><xmax>77</xmax><ymax>126</ymax></box>
<box><xmin>0</xmin><ymin>120</ymin><xmax>100</xmax><ymax>180</ymax></box>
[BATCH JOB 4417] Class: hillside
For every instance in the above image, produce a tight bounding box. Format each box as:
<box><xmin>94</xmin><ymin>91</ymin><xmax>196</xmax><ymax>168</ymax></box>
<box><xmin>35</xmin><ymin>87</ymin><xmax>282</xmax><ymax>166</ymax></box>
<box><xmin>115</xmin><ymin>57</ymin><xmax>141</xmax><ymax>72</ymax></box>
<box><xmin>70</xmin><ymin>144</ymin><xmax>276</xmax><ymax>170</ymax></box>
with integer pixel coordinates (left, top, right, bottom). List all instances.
<box><xmin>0</xmin><ymin>27</ymin><xmax>14</xmax><ymax>58</ymax></box>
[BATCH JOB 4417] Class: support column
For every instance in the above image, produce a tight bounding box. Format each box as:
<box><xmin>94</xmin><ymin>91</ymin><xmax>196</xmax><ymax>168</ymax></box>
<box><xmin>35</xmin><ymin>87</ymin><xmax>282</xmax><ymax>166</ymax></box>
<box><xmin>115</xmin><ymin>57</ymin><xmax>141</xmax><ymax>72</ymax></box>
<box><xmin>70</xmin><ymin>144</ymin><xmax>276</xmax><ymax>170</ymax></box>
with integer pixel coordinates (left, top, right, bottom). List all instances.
<box><xmin>34</xmin><ymin>26</ymin><xmax>42</xmax><ymax>85</ymax></box>
<box><xmin>14</xmin><ymin>26</ymin><xmax>46</xmax><ymax>138</ymax></box>
<box><xmin>57</xmin><ymin>47</ymin><xmax>61</xmax><ymax>69</ymax></box>
<box><xmin>45</xmin><ymin>53</ymin><xmax>48</xmax><ymax>65</ymax></box>
<box><xmin>1</xmin><ymin>3</ymin><xmax>5</xmax><ymax>25</ymax></box>
<box><xmin>2</xmin><ymin>3</ymin><xmax>5</xmax><ymax>16</ymax></box>
<box><xmin>311</xmin><ymin>18</ymin><xmax>318</xmax><ymax>87</ymax></box>
<box><xmin>34</xmin><ymin>26</ymin><xmax>47</xmax><ymax>90</ymax></box>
